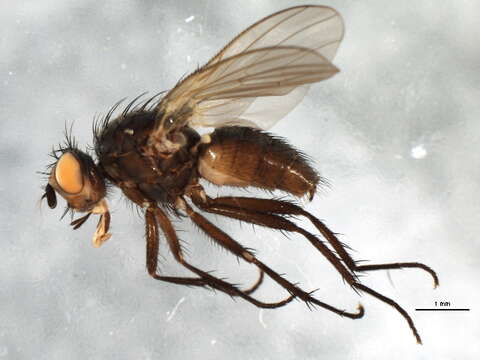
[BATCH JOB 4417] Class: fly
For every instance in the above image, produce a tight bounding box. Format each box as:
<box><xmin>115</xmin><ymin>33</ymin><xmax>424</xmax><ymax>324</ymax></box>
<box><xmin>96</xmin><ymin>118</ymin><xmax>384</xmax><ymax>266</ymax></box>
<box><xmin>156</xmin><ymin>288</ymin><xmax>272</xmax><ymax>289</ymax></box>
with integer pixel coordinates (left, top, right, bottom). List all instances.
<box><xmin>41</xmin><ymin>6</ymin><xmax>438</xmax><ymax>343</ymax></box>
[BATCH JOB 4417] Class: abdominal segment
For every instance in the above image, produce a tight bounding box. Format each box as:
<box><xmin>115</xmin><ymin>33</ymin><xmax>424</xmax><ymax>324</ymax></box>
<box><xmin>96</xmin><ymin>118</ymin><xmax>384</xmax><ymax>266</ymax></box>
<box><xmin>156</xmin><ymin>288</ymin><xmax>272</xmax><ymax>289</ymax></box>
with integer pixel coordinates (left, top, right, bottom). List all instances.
<box><xmin>198</xmin><ymin>126</ymin><xmax>320</xmax><ymax>199</ymax></box>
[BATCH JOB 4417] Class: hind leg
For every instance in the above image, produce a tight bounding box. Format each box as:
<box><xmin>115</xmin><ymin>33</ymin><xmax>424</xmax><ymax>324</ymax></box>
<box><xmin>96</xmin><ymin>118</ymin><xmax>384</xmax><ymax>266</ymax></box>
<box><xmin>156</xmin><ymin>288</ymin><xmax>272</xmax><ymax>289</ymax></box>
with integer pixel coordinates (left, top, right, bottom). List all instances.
<box><xmin>188</xmin><ymin>188</ymin><xmax>437</xmax><ymax>343</ymax></box>
<box><xmin>189</xmin><ymin>191</ymin><xmax>438</xmax><ymax>288</ymax></box>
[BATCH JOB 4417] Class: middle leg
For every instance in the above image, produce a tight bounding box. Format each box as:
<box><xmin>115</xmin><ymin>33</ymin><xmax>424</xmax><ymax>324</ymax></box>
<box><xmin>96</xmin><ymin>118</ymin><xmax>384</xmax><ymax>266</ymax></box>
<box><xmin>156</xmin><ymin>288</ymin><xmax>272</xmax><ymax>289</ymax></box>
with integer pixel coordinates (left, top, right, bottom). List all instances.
<box><xmin>178</xmin><ymin>198</ymin><xmax>364</xmax><ymax>319</ymax></box>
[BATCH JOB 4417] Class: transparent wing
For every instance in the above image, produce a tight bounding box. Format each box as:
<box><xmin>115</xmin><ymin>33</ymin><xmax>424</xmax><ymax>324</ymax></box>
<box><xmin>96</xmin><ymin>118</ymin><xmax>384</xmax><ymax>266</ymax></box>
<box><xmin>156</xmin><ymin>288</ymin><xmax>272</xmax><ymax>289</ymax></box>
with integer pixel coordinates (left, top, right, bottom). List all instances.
<box><xmin>208</xmin><ymin>5</ymin><xmax>343</xmax><ymax>66</ymax></box>
<box><xmin>155</xmin><ymin>6</ymin><xmax>343</xmax><ymax>132</ymax></box>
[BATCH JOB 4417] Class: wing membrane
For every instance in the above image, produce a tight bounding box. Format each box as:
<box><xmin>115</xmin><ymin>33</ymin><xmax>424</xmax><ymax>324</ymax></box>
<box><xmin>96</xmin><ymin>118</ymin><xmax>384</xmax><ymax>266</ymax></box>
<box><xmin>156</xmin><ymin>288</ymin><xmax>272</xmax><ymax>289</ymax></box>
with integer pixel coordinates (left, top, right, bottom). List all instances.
<box><xmin>154</xmin><ymin>6</ymin><xmax>343</xmax><ymax>132</ymax></box>
<box><xmin>208</xmin><ymin>5</ymin><xmax>343</xmax><ymax>65</ymax></box>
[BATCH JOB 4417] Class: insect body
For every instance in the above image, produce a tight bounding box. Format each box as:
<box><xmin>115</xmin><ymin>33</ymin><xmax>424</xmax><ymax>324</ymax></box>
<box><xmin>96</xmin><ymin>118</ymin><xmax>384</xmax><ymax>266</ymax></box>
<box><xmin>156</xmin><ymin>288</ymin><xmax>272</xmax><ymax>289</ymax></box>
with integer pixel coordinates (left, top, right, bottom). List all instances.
<box><xmin>42</xmin><ymin>6</ymin><xmax>438</xmax><ymax>343</ymax></box>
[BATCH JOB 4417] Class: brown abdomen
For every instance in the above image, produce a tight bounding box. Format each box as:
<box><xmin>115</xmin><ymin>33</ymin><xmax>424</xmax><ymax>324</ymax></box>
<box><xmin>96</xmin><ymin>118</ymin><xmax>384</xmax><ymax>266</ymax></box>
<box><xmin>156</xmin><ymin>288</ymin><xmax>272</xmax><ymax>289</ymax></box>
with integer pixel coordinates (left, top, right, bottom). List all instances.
<box><xmin>198</xmin><ymin>127</ymin><xmax>320</xmax><ymax>199</ymax></box>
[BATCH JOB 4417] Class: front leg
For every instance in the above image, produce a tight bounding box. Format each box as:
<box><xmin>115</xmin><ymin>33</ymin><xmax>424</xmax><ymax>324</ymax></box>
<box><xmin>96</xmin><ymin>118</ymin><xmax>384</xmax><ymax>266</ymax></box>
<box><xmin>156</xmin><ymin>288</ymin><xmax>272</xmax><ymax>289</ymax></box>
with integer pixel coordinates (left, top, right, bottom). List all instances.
<box><xmin>144</xmin><ymin>206</ymin><xmax>209</xmax><ymax>287</ymax></box>
<box><xmin>149</xmin><ymin>204</ymin><xmax>294</xmax><ymax>308</ymax></box>
<box><xmin>145</xmin><ymin>205</ymin><xmax>266</xmax><ymax>294</ymax></box>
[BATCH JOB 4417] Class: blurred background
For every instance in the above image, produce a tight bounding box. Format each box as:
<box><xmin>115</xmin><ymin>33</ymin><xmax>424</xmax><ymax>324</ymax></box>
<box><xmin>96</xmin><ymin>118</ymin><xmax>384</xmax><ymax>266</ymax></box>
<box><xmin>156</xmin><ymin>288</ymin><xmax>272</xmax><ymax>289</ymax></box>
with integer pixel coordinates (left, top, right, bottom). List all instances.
<box><xmin>1</xmin><ymin>0</ymin><xmax>479</xmax><ymax>359</ymax></box>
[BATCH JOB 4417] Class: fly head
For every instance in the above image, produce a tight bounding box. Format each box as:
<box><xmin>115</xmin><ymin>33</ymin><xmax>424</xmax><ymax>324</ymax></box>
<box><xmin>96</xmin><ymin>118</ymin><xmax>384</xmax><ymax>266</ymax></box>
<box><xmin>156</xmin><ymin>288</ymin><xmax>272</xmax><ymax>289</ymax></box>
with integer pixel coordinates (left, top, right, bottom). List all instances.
<box><xmin>42</xmin><ymin>133</ymin><xmax>112</xmax><ymax>247</ymax></box>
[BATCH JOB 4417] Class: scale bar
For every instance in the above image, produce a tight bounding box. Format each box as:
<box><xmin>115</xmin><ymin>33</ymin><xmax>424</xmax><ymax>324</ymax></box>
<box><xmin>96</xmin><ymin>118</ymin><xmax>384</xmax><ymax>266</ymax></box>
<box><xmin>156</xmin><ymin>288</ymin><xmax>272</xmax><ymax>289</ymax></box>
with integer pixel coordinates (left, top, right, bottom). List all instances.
<box><xmin>415</xmin><ymin>308</ymin><xmax>470</xmax><ymax>311</ymax></box>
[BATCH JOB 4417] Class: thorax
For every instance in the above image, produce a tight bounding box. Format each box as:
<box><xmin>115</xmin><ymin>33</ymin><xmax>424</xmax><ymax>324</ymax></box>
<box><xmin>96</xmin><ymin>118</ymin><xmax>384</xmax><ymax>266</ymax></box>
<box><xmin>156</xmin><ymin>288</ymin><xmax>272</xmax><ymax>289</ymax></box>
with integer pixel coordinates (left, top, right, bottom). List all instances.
<box><xmin>95</xmin><ymin>111</ymin><xmax>200</xmax><ymax>205</ymax></box>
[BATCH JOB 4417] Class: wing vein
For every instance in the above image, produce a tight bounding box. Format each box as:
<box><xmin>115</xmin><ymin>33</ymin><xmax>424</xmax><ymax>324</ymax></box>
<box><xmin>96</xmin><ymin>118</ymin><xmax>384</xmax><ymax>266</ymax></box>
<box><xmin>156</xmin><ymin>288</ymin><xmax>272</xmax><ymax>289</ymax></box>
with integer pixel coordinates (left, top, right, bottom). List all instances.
<box><xmin>153</xmin><ymin>6</ymin><xmax>344</xmax><ymax>133</ymax></box>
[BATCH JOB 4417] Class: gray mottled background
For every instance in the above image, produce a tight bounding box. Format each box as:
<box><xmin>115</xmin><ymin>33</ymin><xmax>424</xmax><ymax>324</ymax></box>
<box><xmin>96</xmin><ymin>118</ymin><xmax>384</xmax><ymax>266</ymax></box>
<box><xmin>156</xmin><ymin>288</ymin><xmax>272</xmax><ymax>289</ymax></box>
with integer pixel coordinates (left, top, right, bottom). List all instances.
<box><xmin>1</xmin><ymin>0</ymin><xmax>479</xmax><ymax>359</ymax></box>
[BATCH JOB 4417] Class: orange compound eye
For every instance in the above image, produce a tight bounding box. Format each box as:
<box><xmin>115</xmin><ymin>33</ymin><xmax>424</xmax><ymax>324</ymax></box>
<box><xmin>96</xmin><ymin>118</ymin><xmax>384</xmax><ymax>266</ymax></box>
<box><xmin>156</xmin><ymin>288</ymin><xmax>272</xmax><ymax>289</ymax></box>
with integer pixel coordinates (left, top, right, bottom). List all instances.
<box><xmin>55</xmin><ymin>152</ymin><xmax>84</xmax><ymax>194</ymax></box>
